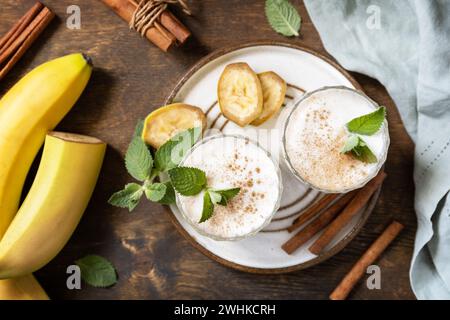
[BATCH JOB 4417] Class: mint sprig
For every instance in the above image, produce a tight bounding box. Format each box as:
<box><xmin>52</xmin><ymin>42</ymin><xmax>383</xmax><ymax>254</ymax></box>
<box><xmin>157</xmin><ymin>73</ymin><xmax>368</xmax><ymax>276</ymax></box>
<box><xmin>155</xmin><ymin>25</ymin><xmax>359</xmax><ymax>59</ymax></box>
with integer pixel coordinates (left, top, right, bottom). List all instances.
<box><xmin>75</xmin><ymin>255</ymin><xmax>117</xmax><ymax>288</ymax></box>
<box><xmin>213</xmin><ymin>188</ymin><xmax>241</xmax><ymax>206</ymax></box>
<box><xmin>341</xmin><ymin>135</ymin><xmax>377</xmax><ymax>164</ymax></box>
<box><xmin>198</xmin><ymin>188</ymin><xmax>241</xmax><ymax>223</ymax></box>
<box><xmin>109</xmin><ymin>123</ymin><xmax>200</xmax><ymax>210</ymax></box>
<box><xmin>109</xmin><ymin>123</ymin><xmax>240</xmax><ymax>222</ymax></box>
<box><xmin>341</xmin><ymin>106</ymin><xmax>386</xmax><ymax>163</ymax></box>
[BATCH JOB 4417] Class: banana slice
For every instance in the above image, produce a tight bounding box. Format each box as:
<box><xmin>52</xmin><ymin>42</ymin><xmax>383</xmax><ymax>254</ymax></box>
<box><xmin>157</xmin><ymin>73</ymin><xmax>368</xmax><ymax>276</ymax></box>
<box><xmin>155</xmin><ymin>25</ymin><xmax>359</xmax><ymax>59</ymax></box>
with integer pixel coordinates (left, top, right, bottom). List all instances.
<box><xmin>217</xmin><ymin>63</ymin><xmax>263</xmax><ymax>127</ymax></box>
<box><xmin>142</xmin><ymin>103</ymin><xmax>206</xmax><ymax>149</ymax></box>
<box><xmin>251</xmin><ymin>71</ymin><xmax>287</xmax><ymax>126</ymax></box>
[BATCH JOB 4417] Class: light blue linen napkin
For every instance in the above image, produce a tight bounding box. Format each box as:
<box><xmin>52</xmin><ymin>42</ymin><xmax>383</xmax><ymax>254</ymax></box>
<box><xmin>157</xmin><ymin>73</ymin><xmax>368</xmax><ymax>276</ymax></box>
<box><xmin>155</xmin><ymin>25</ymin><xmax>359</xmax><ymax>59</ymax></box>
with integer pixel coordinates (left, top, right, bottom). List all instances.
<box><xmin>303</xmin><ymin>0</ymin><xmax>450</xmax><ymax>299</ymax></box>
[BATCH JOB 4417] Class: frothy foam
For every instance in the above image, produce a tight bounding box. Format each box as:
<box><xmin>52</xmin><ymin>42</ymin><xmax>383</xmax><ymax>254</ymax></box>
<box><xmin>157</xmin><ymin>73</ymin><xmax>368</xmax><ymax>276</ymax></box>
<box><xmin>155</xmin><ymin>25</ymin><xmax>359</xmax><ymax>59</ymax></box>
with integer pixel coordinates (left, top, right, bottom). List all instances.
<box><xmin>284</xmin><ymin>87</ymin><xmax>388</xmax><ymax>192</ymax></box>
<box><xmin>177</xmin><ymin>135</ymin><xmax>281</xmax><ymax>240</ymax></box>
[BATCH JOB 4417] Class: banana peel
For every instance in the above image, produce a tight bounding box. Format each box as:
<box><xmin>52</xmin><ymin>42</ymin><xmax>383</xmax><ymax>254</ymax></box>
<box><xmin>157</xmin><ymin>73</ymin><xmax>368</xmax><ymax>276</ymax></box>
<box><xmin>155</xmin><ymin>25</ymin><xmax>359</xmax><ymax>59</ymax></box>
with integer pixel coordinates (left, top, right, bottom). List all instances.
<box><xmin>0</xmin><ymin>275</ymin><xmax>48</xmax><ymax>300</ymax></box>
<box><xmin>0</xmin><ymin>132</ymin><xmax>106</xmax><ymax>279</ymax></box>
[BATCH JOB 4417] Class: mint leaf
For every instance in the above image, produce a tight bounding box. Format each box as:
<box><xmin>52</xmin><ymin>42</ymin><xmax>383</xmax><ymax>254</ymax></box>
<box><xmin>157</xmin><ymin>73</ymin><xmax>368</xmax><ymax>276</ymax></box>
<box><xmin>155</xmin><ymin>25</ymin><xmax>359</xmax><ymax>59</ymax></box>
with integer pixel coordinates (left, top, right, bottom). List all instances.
<box><xmin>265</xmin><ymin>0</ymin><xmax>301</xmax><ymax>37</ymax></box>
<box><xmin>351</xmin><ymin>139</ymin><xmax>378</xmax><ymax>163</ymax></box>
<box><xmin>342</xmin><ymin>136</ymin><xmax>378</xmax><ymax>164</ymax></box>
<box><xmin>208</xmin><ymin>190</ymin><xmax>222</xmax><ymax>205</ymax></box>
<box><xmin>134</xmin><ymin>119</ymin><xmax>144</xmax><ymax>137</ymax></box>
<box><xmin>125</xmin><ymin>136</ymin><xmax>153</xmax><ymax>181</ymax></box>
<box><xmin>199</xmin><ymin>191</ymin><xmax>214</xmax><ymax>223</ymax></box>
<box><xmin>341</xmin><ymin>134</ymin><xmax>359</xmax><ymax>154</ymax></box>
<box><xmin>155</xmin><ymin>127</ymin><xmax>202</xmax><ymax>172</ymax></box>
<box><xmin>346</xmin><ymin>106</ymin><xmax>386</xmax><ymax>135</ymax></box>
<box><xmin>157</xmin><ymin>181</ymin><xmax>176</xmax><ymax>205</ymax></box>
<box><xmin>75</xmin><ymin>255</ymin><xmax>117</xmax><ymax>288</ymax></box>
<box><xmin>108</xmin><ymin>183</ymin><xmax>143</xmax><ymax>211</ymax></box>
<box><xmin>215</xmin><ymin>187</ymin><xmax>240</xmax><ymax>206</ymax></box>
<box><xmin>168</xmin><ymin>167</ymin><xmax>207</xmax><ymax>196</ymax></box>
<box><xmin>144</xmin><ymin>182</ymin><xmax>167</xmax><ymax>202</ymax></box>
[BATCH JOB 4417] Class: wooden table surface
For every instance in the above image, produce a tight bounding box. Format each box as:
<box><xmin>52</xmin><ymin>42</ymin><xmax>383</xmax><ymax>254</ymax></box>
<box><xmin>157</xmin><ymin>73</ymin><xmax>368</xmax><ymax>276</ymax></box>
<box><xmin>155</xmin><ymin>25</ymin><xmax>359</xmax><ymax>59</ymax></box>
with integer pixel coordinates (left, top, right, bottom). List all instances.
<box><xmin>1</xmin><ymin>0</ymin><xmax>417</xmax><ymax>300</ymax></box>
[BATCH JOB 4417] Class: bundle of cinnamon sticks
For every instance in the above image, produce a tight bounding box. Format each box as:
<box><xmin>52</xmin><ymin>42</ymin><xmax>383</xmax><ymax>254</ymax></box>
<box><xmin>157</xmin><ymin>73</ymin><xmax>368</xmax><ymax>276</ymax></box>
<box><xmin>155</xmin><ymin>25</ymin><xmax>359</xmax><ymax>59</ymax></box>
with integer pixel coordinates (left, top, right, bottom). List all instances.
<box><xmin>281</xmin><ymin>171</ymin><xmax>404</xmax><ymax>299</ymax></box>
<box><xmin>101</xmin><ymin>0</ymin><xmax>191</xmax><ymax>52</ymax></box>
<box><xmin>282</xmin><ymin>171</ymin><xmax>387</xmax><ymax>255</ymax></box>
<box><xmin>0</xmin><ymin>2</ymin><xmax>54</xmax><ymax>81</ymax></box>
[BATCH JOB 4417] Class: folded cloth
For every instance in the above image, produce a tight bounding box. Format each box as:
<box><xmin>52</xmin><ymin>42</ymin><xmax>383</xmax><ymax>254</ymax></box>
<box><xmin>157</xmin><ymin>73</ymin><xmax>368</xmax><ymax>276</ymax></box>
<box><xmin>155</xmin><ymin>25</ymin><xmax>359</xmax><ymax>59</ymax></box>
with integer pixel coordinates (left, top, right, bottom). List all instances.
<box><xmin>303</xmin><ymin>0</ymin><xmax>450</xmax><ymax>299</ymax></box>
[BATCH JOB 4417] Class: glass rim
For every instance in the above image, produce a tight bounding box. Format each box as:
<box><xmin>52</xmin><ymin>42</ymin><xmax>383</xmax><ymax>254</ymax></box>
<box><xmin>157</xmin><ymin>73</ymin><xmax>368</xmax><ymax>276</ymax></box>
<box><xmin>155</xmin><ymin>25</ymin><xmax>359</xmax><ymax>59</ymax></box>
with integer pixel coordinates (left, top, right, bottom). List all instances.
<box><xmin>175</xmin><ymin>133</ymin><xmax>283</xmax><ymax>241</ymax></box>
<box><xmin>281</xmin><ymin>85</ymin><xmax>390</xmax><ymax>194</ymax></box>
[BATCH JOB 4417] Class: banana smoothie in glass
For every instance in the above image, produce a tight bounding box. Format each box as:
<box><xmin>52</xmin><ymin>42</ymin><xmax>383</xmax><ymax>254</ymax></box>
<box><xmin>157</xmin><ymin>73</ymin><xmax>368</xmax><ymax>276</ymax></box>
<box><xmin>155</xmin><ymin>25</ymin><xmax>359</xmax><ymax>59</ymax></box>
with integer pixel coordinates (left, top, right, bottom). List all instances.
<box><xmin>176</xmin><ymin>134</ymin><xmax>282</xmax><ymax>241</ymax></box>
<box><xmin>283</xmin><ymin>86</ymin><xmax>389</xmax><ymax>193</ymax></box>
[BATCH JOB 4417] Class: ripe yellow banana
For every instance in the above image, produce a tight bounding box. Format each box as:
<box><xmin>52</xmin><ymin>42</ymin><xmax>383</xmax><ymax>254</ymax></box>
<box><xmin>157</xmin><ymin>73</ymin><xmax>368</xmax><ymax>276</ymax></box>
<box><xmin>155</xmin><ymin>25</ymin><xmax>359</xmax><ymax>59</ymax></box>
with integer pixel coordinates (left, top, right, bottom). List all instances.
<box><xmin>0</xmin><ymin>132</ymin><xmax>106</xmax><ymax>278</ymax></box>
<box><xmin>0</xmin><ymin>275</ymin><xmax>48</xmax><ymax>300</ymax></box>
<box><xmin>0</xmin><ymin>53</ymin><xmax>92</xmax><ymax>238</ymax></box>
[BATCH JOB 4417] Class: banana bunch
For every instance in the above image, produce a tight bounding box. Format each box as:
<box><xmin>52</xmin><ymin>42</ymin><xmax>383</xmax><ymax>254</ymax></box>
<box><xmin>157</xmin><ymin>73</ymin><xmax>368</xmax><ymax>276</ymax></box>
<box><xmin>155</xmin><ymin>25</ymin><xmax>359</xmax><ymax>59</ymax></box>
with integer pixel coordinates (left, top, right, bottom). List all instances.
<box><xmin>217</xmin><ymin>62</ymin><xmax>286</xmax><ymax>127</ymax></box>
<box><xmin>0</xmin><ymin>54</ymin><xmax>105</xmax><ymax>299</ymax></box>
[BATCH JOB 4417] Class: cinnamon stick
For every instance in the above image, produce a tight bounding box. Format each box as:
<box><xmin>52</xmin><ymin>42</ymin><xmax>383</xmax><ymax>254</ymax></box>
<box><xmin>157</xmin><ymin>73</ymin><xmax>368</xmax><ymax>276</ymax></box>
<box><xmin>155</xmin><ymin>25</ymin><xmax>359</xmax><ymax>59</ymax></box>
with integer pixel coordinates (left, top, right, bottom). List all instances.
<box><xmin>0</xmin><ymin>4</ymin><xmax>54</xmax><ymax>81</ymax></box>
<box><xmin>0</xmin><ymin>6</ymin><xmax>51</xmax><ymax>66</ymax></box>
<box><xmin>288</xmin><ymin>193</ymin><xmax>340</xmax><ymax>233</ymax></box>
<box><xmin>101</xmin><ymin>0</ymin><xmax>190</xmax><ymax>51</ymax></box>
<box><xmin>0</xmin><ymin>2</ymin><xmax>43</xmax><ymax>55</ymax></box>
<box><xmin>309</xmin><ymin>171</ymin><xmax>387</xmax><ymax>255</ymax></box>
<box><xmin>101</xmin><ymin>0</ymin><xmax>173</xmax><ymax>51</ymax></box>
<box><xmin>282</xmin><ymin>191</ymin><xmax>357</xmax><ymax>254</ymax></box>
<box><xmin>159</xmin><ymin>10</ymin><xmax>190</xmax><ymax>43</ymax></box>
<box><xmin>329</xmin><ymin>221</ymin><xmax>404</xmax><ymax>300</ymax></box>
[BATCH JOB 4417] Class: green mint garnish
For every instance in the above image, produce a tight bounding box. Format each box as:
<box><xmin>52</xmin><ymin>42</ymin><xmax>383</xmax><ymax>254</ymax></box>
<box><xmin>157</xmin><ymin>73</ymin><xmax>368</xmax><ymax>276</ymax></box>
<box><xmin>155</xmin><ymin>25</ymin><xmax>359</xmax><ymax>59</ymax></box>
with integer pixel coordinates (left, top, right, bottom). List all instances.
<box><xmin>168</xmin><ymin>167</ymin><xmax>207</xmax><ymax>196</ymax></box>
<box><xmin>208</xmin><ymin>190</ymin><xmax>222</xmax><ymax>205</ymax></box>
<box><xmin>108</xmin><ymin>182</ymin><xmax>143</xmax><ymax>211</ymax></box>
<box><xmin>125</xmin><ymin>136</ymin><xmax>153</xmax><ymax>181</ymax></box>
<box><xmin>110</xmin><ymin>123</ymin><xmax>239</xmax><ymax>221</ymax></box>
<box><xmin>346</xmin><ymin>106</ymin><xmax>386</xmax><ymax>135</ymax></box>
<box><xmin>350</xmin><ymin>137</ymin><xmax>378</xmax><ymax>163</ymax></box>
<box><xmin>155</xmin><ymin>127</ymin><xmax>202</xmax><ymax>171</ymax></box>
<box><xmin>341</xmin><ymin>134</ymin><xmax>360</xmax><ymax>154</ymax></box>
<box><xmin>134</xmin><ymin>119</ymin><xmax>145</xmax><ymax>137</ymax></box>
<box><xmin>144</xmin><ymin>182</ymin><xmax>167</xmax><ymax>202</ymax></box>
<box><xmin>156</xmin><ymin>181</ymin><xmax>176</xmax><ymax>205</ymax></box>
<box><xmin>199</xmin><ymin>191</ymin><xmax>214</xmax><ymax>223</ymax></box>
<box><xmin>341</xmin><ymin>106</ymin><xmax>386</xmax><ymax>163</ymax></box>
<box><xmin>75</xmin><ymin>255</ymin><xmax>117</xmax><ymax>288</ymax></box>
<box><xmin>199</xmin><ymin>188</ymin><xmax>241</xmax><ymax>223</ymax></box>
<box><xmin>213</xmin><ymin>187</ymin><xmax>241</xmax><ymax>206</ymax></box>
<box><xmin>265</xmin><ymin>0</ymin><xmax>301</xmax><ymax>37</ymax></box>
<box><xmin>341</xmin><ymin>135</ymin><xmax>377</xmax><ymax>164</ymax></box>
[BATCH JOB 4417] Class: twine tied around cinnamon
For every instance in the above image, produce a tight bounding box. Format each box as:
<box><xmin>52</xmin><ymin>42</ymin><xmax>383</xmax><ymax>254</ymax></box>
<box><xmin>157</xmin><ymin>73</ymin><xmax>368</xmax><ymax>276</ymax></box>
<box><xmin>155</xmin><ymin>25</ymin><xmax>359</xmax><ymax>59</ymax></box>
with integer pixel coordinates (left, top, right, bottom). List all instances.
<box><xmin>130</xmin><ymin>0</ymin><xmax>191</xmax><ymax>37</ymax></box>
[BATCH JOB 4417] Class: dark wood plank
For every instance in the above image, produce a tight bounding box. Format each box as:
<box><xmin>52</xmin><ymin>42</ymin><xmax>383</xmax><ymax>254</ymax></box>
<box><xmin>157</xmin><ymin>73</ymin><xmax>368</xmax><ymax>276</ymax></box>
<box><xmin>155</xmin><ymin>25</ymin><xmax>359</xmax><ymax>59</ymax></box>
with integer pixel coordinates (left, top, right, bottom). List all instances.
<box><xmin>0</xmin><ymin>0</ymin><xmax>416</xmax><ymax>299</ymax></box>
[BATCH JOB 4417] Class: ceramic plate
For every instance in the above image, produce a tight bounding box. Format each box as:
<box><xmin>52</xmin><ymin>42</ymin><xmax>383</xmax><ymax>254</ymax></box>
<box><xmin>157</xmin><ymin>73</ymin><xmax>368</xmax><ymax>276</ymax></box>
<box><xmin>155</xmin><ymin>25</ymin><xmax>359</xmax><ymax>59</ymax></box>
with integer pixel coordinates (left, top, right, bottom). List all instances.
<box><xmin>164</xmin><ymin>41</ymin><xmax>380</xmax><ymax>273</ymax></box>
